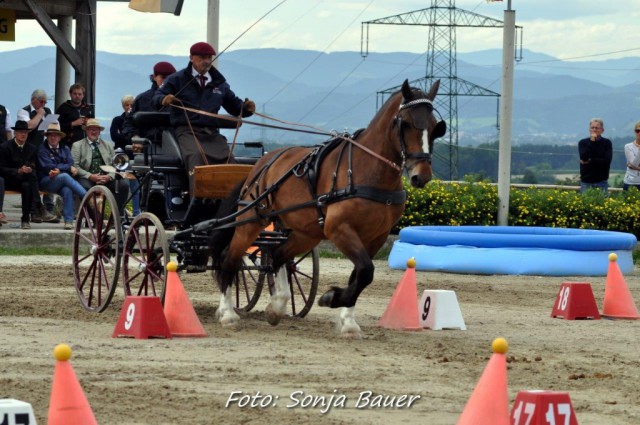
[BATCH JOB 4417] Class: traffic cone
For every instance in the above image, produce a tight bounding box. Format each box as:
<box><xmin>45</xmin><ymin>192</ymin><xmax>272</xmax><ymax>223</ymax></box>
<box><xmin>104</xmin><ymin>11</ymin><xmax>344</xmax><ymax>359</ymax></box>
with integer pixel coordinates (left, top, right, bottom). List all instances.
<box><xmin>48</xmin><ymin>344</ymin><xmax>98</xmax><ymax>425</ymax></box>
<box><xmin>456</xmin><ymin>338</ymin><xmax>510</xmax><ymax>425</ymax></box>
<box><xmin>378</xmin><ymin>258</ymin><xmax>422</xmax><ymax>331</ymax></box>
<box><xmin>602</xmin><ymin>253</ymin><xmax>640</xmax><ymax>319</ymax></box>
<box><xmin>163</xmin><ymin>262</ymin><xmax>207</xmax><ymax>336</ymax></box>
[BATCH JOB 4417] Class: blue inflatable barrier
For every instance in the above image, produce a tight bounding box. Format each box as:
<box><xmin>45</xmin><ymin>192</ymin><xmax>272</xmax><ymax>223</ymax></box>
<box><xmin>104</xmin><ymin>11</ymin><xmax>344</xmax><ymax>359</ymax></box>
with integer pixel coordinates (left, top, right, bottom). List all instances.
<box><xmin>389</xmin><ymin>226</ymin><xmax>637</xmax><ymax>276</ymax></box>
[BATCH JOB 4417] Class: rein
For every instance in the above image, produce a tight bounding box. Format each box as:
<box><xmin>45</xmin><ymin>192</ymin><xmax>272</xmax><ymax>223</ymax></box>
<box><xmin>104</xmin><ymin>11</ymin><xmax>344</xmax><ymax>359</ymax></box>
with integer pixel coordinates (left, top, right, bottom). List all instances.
<box><xmin>171</xmin><ymin>104</ymin><xmax>402</xmax><ymax>172</ymax></box>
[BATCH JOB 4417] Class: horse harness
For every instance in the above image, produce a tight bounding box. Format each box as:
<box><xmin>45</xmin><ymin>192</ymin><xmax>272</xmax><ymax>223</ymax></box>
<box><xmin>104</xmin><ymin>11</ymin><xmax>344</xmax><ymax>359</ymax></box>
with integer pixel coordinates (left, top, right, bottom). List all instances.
<box><xmin>233</xmin><ymin>96</ymin><xmax>436</xmax><ymax>229</ymax></box>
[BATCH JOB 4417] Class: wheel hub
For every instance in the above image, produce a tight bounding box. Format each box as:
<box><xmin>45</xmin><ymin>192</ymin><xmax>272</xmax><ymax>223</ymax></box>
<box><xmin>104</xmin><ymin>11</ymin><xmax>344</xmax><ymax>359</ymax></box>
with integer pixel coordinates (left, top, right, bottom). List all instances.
<box><xmin>90</xmin><ymin>244</ymin><xmax>98</xmax><ymax>256</ymax></box>
<box><xmin>138</xmin><ymin>262</ymin><xmax>147</xmax><ymax>272</ymax></box>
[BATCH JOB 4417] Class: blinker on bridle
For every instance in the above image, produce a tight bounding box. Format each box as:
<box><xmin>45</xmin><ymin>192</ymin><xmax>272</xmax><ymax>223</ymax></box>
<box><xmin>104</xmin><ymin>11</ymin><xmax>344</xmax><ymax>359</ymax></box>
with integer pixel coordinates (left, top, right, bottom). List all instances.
<box><xmin>394</xmin><ymin>97</ymin><xmax>436</xmax><ymax>168</ymax></box>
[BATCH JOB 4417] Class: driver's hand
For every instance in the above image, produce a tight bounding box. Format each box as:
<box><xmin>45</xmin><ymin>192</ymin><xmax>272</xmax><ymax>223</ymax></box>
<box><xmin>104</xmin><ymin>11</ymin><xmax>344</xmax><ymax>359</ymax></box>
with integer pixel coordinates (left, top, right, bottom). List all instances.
<box><xmin>162</xmin><ymin>94</ymin><xmax>177</xmax><ymax>106</ymax></box>
<box><xmin>243</xmin><ymin>98</ymin><xmax>256</xmax><ymax>113</ymax></box>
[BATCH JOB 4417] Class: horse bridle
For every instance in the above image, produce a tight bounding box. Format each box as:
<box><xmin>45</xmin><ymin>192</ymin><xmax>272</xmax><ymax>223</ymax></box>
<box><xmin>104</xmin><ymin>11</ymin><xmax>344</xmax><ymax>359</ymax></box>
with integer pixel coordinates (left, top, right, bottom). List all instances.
<box><xmin>394</xmin><ymin>97</ymin><xmax>435</xmax><ymax>170</ymax></box>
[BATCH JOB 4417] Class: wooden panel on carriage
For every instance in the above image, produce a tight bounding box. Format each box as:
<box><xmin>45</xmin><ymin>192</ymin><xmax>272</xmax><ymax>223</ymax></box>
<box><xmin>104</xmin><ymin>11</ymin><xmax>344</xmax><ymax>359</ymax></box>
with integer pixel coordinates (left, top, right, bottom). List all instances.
<box><xmin>193</xmin><ymin>164</ymin><xmax>253</xmax><ymax>198</ymax></box>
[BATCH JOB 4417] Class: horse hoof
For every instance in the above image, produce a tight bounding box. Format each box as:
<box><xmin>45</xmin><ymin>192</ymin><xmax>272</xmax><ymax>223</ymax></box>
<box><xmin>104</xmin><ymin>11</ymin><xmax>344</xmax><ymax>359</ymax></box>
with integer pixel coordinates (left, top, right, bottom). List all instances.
<box><xmin>341</xmin><ymin>330</ymin><xmax>363</xmax><ymax>340</ymax></box>
<box><xmin>219</xmin><ymin>311</ymin><xmax>240</xmax><ymax>327</ymax></box>
<box><xmin>265</xmin><ymin>305</ymin><xmax>282</xmax><ymax>326</ymax></box>
<box><xmin>318</xmin><ymin>290</ymin><xmax>334</xmax><ymax>307</ymax></box>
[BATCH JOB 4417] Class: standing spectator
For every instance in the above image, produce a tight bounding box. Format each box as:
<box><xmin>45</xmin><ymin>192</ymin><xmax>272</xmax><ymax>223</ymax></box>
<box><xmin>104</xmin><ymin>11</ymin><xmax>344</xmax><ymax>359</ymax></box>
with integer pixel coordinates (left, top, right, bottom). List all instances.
<box><xmin>623</xmin><ymin>121</ymin><xmax>640</xmax><ymax>191</ymax></box>
<box><xmin>578</xmin><ymin>118</ymin><xmax>612</xmax><ymax>194</ymax></box>
<box><xmin>37</xmin><ymin>123</ymin><xmax>87</xmax><ymax>229</ymax></box>
<box><xmin>153</xmin><ymin>42</ymin><xmax>255</xmax><ymax>194</ymax></box>
<box><xmin>0</xmin><ymin>103</ymin><xmax>11</xmax><ymax>143</ymax></box>
<box><xmin>122</xmin><ymin>61</ymin><xmax>176</xmax><ymax>141</ymax></box>
<box><xmin>0</xmin><ymin>120</ymin><xmax>56</xmax><ymax>229</ymax></box>
<box><xmin>111</xmin><ymin>94</ymin><xmax>140</xmax><ymax>216</ymax></box>
<box><xmin>22</xmin><ymin>89</ymin><xmax>52</xmax><ymax>149</ymax></box>
<box><xmin>55</xmin><ymin>83</ymin><xmax>93</xmax><ymax>148</ymax></box>
<box><xmin>72</xmin><ymin>119</ymin><xmax>130</xmax><ymax>215</ymax></box>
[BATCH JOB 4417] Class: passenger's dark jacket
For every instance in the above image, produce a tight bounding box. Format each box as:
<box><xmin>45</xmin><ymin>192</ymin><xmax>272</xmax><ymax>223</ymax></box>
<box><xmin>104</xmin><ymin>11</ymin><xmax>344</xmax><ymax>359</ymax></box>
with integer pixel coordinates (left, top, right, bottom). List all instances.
<box><xmin>122</xmin><ymin>82</ymin><xmax>162</xmax><ymax>141</ymax></box>
<box><xmin>152</xmin><ymin>62</ymin><xmax>253</xmax><ymax>128</ymax></box>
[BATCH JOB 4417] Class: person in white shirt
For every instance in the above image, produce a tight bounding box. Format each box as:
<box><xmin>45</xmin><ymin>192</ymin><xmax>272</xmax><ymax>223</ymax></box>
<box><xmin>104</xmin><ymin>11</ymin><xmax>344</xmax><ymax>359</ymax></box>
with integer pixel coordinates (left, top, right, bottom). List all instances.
<box><xmin>623</xmin><ymin>121</ymin><xmax>640</xmax><ymax>191</ymax></box>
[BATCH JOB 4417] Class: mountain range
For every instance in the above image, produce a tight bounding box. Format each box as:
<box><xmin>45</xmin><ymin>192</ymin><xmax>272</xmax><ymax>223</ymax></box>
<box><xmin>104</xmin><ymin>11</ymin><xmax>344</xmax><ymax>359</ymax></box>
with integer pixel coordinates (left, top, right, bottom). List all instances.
<box><xmin>1</xmin><ymin>46</ymin><xmax>639</xmax><ymax>145</ymax></box>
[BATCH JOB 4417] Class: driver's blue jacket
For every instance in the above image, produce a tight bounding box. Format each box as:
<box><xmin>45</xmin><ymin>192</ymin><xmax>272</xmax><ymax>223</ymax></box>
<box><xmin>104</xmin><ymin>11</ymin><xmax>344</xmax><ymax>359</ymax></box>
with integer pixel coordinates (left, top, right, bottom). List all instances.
<box><xmin>152</xmin><ymin>62</ymin><xmax>252</xmax><ymax>129</ymax></box>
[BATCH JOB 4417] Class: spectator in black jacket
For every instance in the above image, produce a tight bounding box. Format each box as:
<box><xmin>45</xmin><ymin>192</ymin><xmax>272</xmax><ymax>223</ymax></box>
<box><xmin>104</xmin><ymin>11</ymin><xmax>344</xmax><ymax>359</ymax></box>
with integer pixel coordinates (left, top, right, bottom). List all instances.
<box><xmin>55</xmin><ymin>83</ymin><xmax>93</xmax><ymax>148</ymax></box>
<box><xmin>111</xmin><ymin>95</ymin><xmax>134</xmax><ymax>151</ymax></box>
<box><xmin>22</xmin><ymin>89</ymin><xmax>52</xmax><ymax>149</ymax></box>
<box><xmin>578</xmin><ymin>118</ymin><xmax>612</xmax><ymax>194</ymax></box>
<box><xmin>0</xmin><ymin>121</ymin><xmax>57</xmax><ymax>228</ymax></box>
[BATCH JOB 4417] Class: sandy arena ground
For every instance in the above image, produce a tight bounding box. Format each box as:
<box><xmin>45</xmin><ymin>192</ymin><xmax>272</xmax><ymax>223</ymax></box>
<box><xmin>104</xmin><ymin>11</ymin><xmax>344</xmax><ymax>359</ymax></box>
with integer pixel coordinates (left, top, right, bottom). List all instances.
<box><xmin>0</xmin><ymin>256</ymin><xmax>638</xmax><ymax>424</ymax></box>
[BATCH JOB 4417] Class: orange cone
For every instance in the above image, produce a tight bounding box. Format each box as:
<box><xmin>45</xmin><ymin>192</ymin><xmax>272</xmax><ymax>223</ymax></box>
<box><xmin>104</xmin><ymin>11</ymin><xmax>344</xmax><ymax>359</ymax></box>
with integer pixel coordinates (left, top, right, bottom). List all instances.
<box><xmin>456</xmin><ymin>338</ymin><xmax>510</xmax><ymax>425</ymax></box>
<box><xmin>163</xmin><ymin>262</ymin><xmax>208</xmax><ymax>336</ymax></box>
<box><xmin>378</xmin><ymin>258</ymin><xmax>422</xmax><ymax>330</ymax></box>
<box><xmin>48</xmin><ymin>344</ymin><xmax>98</xmax><ymax>425</ymax></box>
<box><xmin>602</xmin><ymin>253</ymin><xmax>640</xmax><ymax>320</ymax></box>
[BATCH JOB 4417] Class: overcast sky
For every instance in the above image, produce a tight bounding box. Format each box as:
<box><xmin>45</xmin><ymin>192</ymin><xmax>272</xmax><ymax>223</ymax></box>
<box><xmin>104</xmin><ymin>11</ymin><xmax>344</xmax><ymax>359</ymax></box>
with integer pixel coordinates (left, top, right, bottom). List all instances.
<box><xmin>1</xmin><ymin>0</ymin><xmax>640</xmax><ymax>62</ymax></box>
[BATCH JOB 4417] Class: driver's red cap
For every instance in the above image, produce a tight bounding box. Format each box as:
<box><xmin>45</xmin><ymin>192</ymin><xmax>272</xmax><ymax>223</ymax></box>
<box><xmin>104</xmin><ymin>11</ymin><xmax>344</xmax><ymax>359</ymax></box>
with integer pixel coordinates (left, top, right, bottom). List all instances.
<box><xmin>190</xmin><ymin>42</ymin><xmax>216</xmax><ymax>56</ymax></box>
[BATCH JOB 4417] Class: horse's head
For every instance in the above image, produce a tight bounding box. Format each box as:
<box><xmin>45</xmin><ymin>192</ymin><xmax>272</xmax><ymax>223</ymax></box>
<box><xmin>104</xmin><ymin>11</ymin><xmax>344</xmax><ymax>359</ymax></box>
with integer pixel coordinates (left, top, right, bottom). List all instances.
<box><xmin>393</xmin><ymin>79</ymin><xmax>446</xmax><ymax>188</ymax></box>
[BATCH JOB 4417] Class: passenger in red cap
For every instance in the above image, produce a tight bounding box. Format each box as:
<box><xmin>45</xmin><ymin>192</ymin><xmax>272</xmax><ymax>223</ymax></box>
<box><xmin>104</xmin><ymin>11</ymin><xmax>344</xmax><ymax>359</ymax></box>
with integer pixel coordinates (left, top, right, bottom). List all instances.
<box><xmin>152</xmin><ymin>41</ymin><xmax>256</xmax><ymax>195</ymax></box>
<box><xmin>122</xmin><ymin>60</ymin><xmax>177</xmax><ymax>141</ymax></box>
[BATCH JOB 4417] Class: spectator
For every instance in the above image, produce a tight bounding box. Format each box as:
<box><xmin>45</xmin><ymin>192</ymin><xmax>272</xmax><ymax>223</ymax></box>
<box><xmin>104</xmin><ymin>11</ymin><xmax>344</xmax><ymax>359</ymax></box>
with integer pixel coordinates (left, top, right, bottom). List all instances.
<box><xmin>110</xmin><ymin>94</ymin><xmax>140</xmax><ymax>216</ymax></box>
<box><xmin>0</xmin><ymin>103</ymin><xmax>11</xmax><ymax>143</ymax></box>
<box><xmin>623</xmin><ymin>120</ymin><xmax>640</xmax><ymax>191</ymax></box>
<box><xmin>153</xmin><ymin>42</ymin><xmax>255</xmax><ymax>194</ymax></box>
<box><xmin>22</xmin><ymin>89</ymin><xmax>52</xmax><ymax>149</ymax></box>
<box><xmin>111</xmin><ymin>95</ymin><xmax>135</xmax><ymax>151</ymax></box>
<box><xmin>122</xmin><ymin>61</ymin><xmax>176</xmax><ymax>142</ymax></box>
<box><xmin>578</xmin><ymin>118</ymin><xmax>612</xmax><ymax>194</ymax></box>
<box><xmin>0</xmin><ymin>120</ymin><xmax>57</xmax><ymax>229</ymax></box>
<box><xmin>71</xmin><ymin>119</ymin><xmax>129</xmax><ymax>215</ymax></box>
<box><xmin>55</xmin><ymin>83</ymin><xmax>93</xmax><ymax>148</ymax></box>
<box><xmin>37</xmin><ymin>123</ymin><xmax>87</xmax><ymax>230</ymax></box>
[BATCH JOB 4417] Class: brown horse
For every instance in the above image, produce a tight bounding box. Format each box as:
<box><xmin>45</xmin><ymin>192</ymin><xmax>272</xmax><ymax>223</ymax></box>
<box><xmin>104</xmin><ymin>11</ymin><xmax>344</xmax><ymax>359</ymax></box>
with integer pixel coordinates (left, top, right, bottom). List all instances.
<box><xmin>211</xmin><ymin>79</ymin><xmax>445</xmax><ymax>337</ymax></box>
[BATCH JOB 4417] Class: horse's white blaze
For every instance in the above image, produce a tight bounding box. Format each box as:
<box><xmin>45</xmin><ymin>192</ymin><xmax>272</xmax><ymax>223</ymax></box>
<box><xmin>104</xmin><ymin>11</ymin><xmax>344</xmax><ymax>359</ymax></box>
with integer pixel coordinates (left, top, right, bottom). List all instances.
<box><xmin>270</xmin><ymin>267</ymin><xmax>291</xmax><ymax>316</ymax></box>
<box><xmin>218</xmin><ymin>290</ymin><xmax>239</xmax><ymax>325</ymax></box>
<box><xmin>339</xmin><ymin>307</ymin><xmax>361</xmax><ymax>336</ymax></box>
<box><xmin>422</xmin><ymin>129</ymin><xmax>430</xmax><ymax>154</ymax></box>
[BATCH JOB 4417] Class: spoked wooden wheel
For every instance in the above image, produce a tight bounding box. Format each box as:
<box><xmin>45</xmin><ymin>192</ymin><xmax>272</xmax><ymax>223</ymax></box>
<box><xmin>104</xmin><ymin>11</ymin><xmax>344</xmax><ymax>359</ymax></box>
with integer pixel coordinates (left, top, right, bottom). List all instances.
<box><xmin>266</xmin><ymin>248</ymin><xmax>319</xmax><ymax>318</ymax></box>
<box><xmin>122</xmin><ymin>213</ymin><xmax>170</xmax><ymax>303</ymax></box>
<box><xmin>72</xmin><ymin>186</ymin><xmax>122</xmax><ymax>312</ymax></box>
<box><xmin>232</xmin><ymin>249</ymin><xmax>265</xmax><ymax>313</ymax></box>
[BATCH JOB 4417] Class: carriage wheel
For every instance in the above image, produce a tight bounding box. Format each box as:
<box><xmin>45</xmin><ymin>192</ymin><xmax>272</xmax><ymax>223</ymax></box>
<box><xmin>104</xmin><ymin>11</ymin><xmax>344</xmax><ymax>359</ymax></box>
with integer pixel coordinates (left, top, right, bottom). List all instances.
<box><xmin>122</xmin><ymin>213</ymin><xmax>170</xmax><ymax>304</ymax></box>
<box><xmin>266</xmin><ymin>248</ymin><xmax>319</xmax><ymax>318</ymax></box>
<box><xmin>72</xmin><ymin>186</ymin><xmax>122</xmax><ymax>312</ymax></box>
<box><xmin>232</xmin><ymin>250</ymin><xmax>265</xmax><ymax>313</ymax></box>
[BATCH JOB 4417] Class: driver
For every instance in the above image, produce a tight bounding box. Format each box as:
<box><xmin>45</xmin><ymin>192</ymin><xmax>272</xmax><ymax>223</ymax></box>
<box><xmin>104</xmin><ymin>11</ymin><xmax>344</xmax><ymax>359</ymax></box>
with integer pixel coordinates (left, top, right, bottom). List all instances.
<box><xmin>71</xmin><ymin>118</ymin><xmax>130</xmax><ymax>215</ymax></box>
<box><xmin>152</xmin><ymin>41</ymin><xmax>256</xmax><ymax>195</ymax></box>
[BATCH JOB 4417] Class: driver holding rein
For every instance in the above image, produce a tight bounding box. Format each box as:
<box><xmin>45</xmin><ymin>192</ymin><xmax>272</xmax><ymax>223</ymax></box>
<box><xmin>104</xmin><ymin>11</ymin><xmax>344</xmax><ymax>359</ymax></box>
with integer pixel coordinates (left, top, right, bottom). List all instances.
<box><xmin>153</xmin><ymin>41</ymin><xmax>256</xmax><ymax>195</ymax></box>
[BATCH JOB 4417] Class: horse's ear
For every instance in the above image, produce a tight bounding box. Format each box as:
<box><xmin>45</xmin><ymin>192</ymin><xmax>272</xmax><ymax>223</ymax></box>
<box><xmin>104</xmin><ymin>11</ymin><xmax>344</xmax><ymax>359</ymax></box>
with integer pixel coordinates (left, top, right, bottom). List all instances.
<box><xmin>427</xmin><ymin>79</ymin><xmax>440</xmax><ymax>101</ymax></box>
<box><xmin>401</xmin><ymin>79</ymin><xmax>412</xmax><ymax>100</ymax></box>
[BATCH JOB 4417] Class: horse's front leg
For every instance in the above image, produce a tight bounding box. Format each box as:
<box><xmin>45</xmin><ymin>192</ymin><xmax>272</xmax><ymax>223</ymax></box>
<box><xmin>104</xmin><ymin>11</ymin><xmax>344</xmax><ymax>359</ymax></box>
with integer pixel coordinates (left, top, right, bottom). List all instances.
<box><xmin>339</xmin><ymin>306</ymin><xmax>362</xmax><ymax>339</ymax></box>
<box><xmin>265</xmin><ymin>266</ymin><xmax>291</xmax><ymax>326</ymax></box>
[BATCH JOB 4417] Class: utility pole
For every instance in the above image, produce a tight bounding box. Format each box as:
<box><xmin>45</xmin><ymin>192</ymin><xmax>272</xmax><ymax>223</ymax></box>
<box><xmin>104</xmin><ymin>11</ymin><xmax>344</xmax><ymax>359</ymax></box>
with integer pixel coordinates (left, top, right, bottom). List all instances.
<box><xmin>497</xmin><ymin>0</ymin><xmax>515</xmax><ymax>225</ymax></box>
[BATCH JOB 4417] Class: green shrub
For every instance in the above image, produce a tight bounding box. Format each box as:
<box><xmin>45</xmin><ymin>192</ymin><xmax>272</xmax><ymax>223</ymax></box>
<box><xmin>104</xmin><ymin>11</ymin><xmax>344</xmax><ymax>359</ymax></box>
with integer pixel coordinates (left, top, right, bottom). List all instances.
<box><xmin>398</xmin><ymin>178</ymin><xmax>640</xmax><ymax>238</ymax></box>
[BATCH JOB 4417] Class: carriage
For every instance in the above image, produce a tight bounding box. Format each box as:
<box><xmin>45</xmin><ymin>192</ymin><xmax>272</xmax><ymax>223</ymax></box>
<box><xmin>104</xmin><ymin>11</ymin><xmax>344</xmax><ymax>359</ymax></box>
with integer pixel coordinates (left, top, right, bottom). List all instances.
<box><xmin>71</xmin><ymin>111</ymin><xmax>319</xmax><ymax>317</ymax></box>
<box><xmin>73</xmin><ymin>79</ymin><xmax>443</xmax><ymax>337</ymax></box>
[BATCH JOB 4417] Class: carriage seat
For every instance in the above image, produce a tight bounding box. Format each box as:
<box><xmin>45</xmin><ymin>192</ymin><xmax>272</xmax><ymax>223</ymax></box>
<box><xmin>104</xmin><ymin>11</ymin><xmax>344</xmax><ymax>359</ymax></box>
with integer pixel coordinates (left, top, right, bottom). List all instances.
<box><xmin>131</xmin><ymin>112</ymin><xmax>182</xmax><ymax>167</ymax></box>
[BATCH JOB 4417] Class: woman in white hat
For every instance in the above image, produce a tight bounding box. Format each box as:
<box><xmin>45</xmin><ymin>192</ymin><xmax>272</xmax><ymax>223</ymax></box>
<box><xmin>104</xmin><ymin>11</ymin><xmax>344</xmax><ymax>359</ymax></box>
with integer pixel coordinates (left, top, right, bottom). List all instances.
<box><xmin>37</xmin><ymin>122</ymin><xmax>87</xmax><ymax>229</ymax></box>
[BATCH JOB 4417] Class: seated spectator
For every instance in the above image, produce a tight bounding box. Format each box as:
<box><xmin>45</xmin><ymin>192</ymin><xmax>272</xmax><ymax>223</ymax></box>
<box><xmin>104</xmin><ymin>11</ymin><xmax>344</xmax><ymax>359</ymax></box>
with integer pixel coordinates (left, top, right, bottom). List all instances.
<box><xmin>111</xmin><ymin>95</ymin><xmax>140</xmax><ymax>216</ymax></box>
<box><xmin>0</xmin><ymin>120</ymin><xmax>56</xmax><ymax>229</ymax></box>
<box><xmin>37</xmin><ymin>123</ymin><xmax>87</xmax><ymax>230</ymax></box>
<box><xmin>71</xmin><ymin>119</ymin><xmax>129</xmax><ymax>215</ymax></box>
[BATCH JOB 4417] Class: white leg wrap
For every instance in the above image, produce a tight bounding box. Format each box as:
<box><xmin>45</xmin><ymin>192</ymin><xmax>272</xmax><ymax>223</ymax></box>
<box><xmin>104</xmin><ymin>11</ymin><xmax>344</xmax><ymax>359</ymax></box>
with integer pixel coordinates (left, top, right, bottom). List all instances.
<box><xmin>339</xmin><ymin>307</ymin><xmax>362</xmax><ymax>338</ymax></box>
<box><xmin>218</xmin><ymin>290</ymin><xmax>240</xmax><ymax>326</ymax></box>
<box><xmin>270</xmin><ymin>267</ymin><xmax>291</xmax><ymax>316</ymax></box>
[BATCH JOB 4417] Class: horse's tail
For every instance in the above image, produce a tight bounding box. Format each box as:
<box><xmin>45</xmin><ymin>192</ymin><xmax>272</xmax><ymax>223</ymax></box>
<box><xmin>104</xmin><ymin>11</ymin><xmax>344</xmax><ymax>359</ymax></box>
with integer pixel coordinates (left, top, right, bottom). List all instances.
<box><xmin>209</xmin><ymin>182</ymin><xmax>244</xmax><ymax>280</ymax></box>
